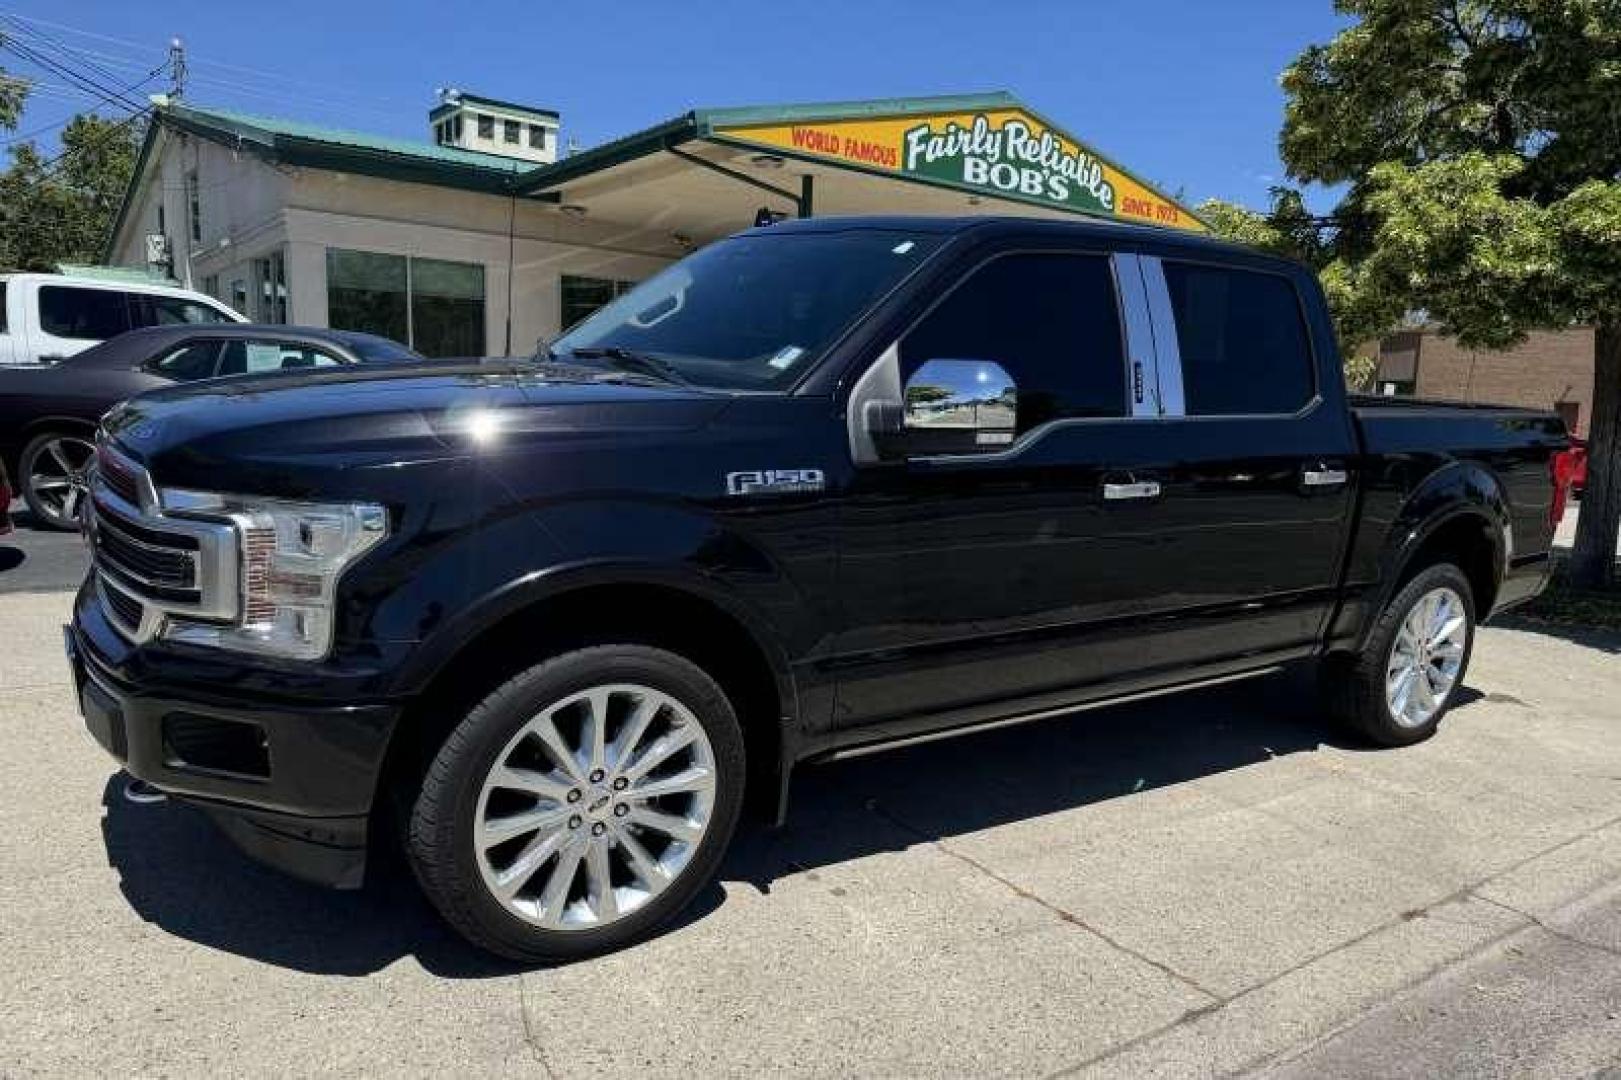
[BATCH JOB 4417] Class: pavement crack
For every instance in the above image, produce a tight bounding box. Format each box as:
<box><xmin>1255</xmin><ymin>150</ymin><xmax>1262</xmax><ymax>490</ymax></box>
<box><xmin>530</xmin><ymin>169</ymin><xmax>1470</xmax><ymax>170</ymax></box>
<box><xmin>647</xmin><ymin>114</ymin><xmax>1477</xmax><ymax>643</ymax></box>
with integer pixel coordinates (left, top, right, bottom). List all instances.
<box><xmin>867</xmin><ymin>800</ymin><xmax>1223</xmax><ymax>1004</ymax></box>
<box><xmin>518</xmin><ymin>977</ymin><xmax>559</xmax><ymax>1079</ymax></box>
<box><xmin>1472</xmin><ymin>893</ymin><xmax>1621</xmax><ymax>960</ymax></box>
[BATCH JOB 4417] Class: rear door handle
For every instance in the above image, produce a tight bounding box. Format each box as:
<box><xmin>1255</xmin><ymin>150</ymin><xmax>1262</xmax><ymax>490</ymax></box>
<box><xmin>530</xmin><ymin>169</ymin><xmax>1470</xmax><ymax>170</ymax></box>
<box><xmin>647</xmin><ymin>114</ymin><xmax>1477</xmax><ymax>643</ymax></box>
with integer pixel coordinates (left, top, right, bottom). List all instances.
<box><xmin>1103</xmin><ymin>480</ymin><xmax>1162</xmax><ymax>501</ymax></box>
<box><xmin>1301</xmin><ymin>465</ymin><xmax>1349</xmax><ymax>487</ymax></box>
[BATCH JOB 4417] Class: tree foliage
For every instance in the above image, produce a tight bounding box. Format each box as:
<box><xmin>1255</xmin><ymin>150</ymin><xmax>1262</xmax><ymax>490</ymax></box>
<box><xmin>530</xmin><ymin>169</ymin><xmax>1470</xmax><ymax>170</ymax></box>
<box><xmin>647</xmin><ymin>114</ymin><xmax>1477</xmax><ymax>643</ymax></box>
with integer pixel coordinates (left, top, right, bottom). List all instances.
<box><xmin>0</xmin><ymin>33</ymin><xmax>25</xmax><ymax>131</ymax></box>
<box><xmin>0</xmin><ymin>114</ymin><xmax>142</xmax><ymax>271</ymax></box>
<box><xmin>1215</xmin><ymin>1</ymin><xmax>1621</xmax><ymax>587</ymax></box>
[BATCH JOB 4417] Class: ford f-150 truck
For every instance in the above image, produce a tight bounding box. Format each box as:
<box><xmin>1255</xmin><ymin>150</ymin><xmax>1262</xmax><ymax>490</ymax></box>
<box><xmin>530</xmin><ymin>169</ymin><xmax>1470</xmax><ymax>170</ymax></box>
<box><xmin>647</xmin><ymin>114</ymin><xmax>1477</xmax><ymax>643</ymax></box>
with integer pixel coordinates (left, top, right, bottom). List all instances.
<box><xmin>66</xmin><ymin>216</ymin><xmax>1567</xmax><ymax>961</ymax></box>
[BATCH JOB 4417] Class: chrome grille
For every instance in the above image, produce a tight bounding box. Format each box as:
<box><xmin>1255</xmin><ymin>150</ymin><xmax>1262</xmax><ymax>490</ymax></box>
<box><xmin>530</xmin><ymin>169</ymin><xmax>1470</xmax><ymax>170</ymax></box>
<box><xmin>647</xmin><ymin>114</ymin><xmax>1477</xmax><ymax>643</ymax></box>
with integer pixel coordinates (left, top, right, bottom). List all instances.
<box><xmin>96</xmin><ymin>447</ymin><xmax>143</xmax><ymax>507</ymax></box>
<box><xmin>86</xmin><ymin>446</ymin><xmax>241</xmax><ymax>643</ymax></box>
<box><xmin>98</xmin><ymin>574</ymin><xmax>145</xmax><ymax>635</ymax></box>
<box><xmin>92</xmin><ymin>506</ymin><xmax>199</xmax><ymax>596</ymax></box>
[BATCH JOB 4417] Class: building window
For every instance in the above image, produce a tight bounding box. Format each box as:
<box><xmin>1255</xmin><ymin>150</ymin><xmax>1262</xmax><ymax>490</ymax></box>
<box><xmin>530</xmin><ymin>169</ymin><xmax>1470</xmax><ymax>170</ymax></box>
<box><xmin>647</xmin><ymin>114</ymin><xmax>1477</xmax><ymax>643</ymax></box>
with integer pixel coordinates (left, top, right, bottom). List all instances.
<box><xmin>231</xmin><ymin>279</ymin><xmax>248</xmax><ymax>314</ymax></box>
<box><xmin>452</xmin><ymin>115</ymin><xmax>463</xmax><ymax>142</ymax></box>
<box><xmin>327</xmin><ymin>248</ymin><xmax>485</xmax><ymax>357</ymax></box>
<box><xmin>528</xmin><ymin>124</ymin><xmax>546</xmax><ymax>150</ymax></box>
<box><xmin>477</xmin><ymin>114</ymin><xmax>494</xmax><ymax>139</ymax></box>
<box><xmin>186</xmin><ymin>170</ymin><xmax>201</xmax><ymax>243</ymax></box>
<box><xmin>1555</xmin><ymin>401</ymin><xmax>1581</xmax><ymax>435</ymax></box>
<box><xmin>503</xmin><ymin>119</ymin><xmax>520</xmax><ymax>144</ymax></box>
<box><xmin>201</xmin><ymin>274</ymin><xmax>219</xmax><ymax>300</ymax></box>
<box><xmin>253</xmin><ymin>250</ymin><xmax>288</xmax><ymax>323</ymax></box>
<box><xmin>560</xmin><ymin>274</ymin><xmax>637</xmax><ymax>332</ymax></box>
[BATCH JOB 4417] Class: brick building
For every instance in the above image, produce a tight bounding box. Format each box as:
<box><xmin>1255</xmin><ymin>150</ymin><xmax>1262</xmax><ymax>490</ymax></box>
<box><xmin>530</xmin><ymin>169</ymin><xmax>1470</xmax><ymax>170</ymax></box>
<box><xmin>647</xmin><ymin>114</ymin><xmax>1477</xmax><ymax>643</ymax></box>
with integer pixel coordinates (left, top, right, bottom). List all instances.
<box><xmin>1372</xmin><ymin>326</ymin><xmax>1594</xmax><ymax>436</ymax></box>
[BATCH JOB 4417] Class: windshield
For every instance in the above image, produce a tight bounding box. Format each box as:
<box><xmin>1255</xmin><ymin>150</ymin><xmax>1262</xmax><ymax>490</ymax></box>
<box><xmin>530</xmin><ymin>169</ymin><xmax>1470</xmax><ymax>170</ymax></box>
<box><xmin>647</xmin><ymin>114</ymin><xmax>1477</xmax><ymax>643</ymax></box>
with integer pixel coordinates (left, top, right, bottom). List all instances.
<box><xmin>549</xmin><ymin>228</ymin><xmax>944</xmax><ymax>390</ymax></box>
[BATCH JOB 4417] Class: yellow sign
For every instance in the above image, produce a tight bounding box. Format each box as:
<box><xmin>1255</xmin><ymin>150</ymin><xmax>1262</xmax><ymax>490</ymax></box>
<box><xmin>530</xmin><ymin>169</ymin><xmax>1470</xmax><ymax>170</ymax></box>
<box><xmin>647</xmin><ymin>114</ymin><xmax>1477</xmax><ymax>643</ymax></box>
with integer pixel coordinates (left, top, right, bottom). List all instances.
<box><xmin>714</xmin><ymin>109</ymin><xmax>1204</xmax><ymax>232</ymax></box>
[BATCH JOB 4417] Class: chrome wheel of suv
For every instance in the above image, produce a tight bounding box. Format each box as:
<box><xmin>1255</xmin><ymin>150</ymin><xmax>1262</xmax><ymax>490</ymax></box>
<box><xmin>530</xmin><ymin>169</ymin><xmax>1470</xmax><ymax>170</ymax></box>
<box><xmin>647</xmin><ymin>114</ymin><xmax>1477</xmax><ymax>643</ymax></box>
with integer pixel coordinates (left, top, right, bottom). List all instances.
<box><xmin>1385</xmin><ymin>585</ymin><xmax>1468</xmax><ymax>729</ymax></box>
<box><xmin>473</xmin><ymin>682</ymin><xmax>718</xmax><ymax>930</ymax></box>
<box><xmin>21</xmin><ymin>432</ymin><xmax>94</xmax><ymax>530</ymax></box>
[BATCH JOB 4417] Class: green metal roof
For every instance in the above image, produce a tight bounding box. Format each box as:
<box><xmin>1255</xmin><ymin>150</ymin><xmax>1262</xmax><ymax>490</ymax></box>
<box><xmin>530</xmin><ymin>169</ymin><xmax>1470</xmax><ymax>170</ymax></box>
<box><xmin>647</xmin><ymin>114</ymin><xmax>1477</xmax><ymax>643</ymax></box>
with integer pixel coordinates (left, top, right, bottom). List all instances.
<box><xmin>55</xmin><ymin>263</ymin><xmax>176</xmax><ymax>284</ymax></box>
<box><xmin>511</xmin><ymin>92</ymin><xmax>1024</xmax><ymax>196</ymax></box>
<box><xmin>163</xmin><ymin>103</ymin><xmax>532</xmax><ymax>175</ymax></box>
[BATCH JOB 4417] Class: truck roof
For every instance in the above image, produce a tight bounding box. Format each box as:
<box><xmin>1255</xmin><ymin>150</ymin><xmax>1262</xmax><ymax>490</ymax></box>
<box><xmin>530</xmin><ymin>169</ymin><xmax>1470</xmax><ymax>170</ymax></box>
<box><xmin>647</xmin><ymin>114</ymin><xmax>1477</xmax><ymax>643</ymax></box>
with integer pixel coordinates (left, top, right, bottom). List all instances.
<box><xmin>753</xmin><ymin>213</ymin><xmax>1281</xmax><ymax>265</ymax></box>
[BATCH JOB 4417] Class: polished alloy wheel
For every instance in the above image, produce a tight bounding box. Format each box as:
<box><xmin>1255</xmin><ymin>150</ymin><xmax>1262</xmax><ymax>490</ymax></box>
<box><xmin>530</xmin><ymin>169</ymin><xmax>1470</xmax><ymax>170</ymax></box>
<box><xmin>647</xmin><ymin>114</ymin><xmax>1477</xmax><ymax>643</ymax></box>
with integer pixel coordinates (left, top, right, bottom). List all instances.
<box><xmin>26</xmin><ymin>435</ymin><xmax>95</xmax><ymax>526</ymax></box>
<box><xmin>473</xmin><ymin>683</ymin><xmax>718</xmax><ymax>930</ymax></box>
<box><xmin>1385</xmin><ymin>586</ymin><xmax>1468</xmax><ymax>728</ymax></box>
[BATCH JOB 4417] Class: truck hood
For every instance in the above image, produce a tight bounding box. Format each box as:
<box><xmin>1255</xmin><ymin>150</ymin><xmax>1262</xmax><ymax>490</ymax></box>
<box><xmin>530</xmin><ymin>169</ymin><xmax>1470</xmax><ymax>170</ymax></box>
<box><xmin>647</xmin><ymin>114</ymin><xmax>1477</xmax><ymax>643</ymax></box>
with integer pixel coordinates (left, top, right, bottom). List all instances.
<box><xmin>102</xmin><ymin>361</ymin><xmax>732</xmax><ymax>494</ymax></box>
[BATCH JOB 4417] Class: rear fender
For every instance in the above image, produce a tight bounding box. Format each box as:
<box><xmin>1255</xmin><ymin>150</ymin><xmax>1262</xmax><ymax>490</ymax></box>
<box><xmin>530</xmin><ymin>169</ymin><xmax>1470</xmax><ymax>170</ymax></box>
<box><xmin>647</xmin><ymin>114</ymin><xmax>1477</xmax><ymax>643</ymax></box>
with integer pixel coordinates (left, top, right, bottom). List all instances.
<box><xmin>1355</xmin><ymin>461</ymin><xmax>1509</xmax><ymax>649</ymax></box>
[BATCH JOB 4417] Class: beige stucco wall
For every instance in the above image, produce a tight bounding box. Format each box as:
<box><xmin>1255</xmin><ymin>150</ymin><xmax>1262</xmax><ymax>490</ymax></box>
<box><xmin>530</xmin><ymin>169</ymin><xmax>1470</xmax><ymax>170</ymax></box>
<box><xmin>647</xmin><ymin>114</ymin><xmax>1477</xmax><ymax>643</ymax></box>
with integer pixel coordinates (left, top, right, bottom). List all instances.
<box><xmin>111</xmin><ymin>130</ymin><xmax>686</xmax><ymax>351</ymax></box>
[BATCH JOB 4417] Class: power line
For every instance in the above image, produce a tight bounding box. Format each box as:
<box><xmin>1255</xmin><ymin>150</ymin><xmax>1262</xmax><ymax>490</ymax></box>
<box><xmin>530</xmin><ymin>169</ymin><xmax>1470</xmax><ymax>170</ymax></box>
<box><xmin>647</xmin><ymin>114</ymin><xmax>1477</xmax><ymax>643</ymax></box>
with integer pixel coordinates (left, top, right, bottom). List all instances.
<box><xmin>0</xmin><ymin>12</ymin><xmax>131</xmax><ymax>94</ymax></box>
<box><xmin>0</xmin><ymin>37</ymin><xmax>146</xmax><ymax>113</ymax></box>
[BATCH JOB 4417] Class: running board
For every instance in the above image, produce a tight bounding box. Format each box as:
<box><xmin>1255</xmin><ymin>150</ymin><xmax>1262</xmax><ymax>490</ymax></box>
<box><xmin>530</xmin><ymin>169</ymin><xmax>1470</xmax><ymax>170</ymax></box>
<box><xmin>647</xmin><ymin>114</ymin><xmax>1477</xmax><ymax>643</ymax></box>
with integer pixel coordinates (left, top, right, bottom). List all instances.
<box><xmin>821</xmin><ymin>666</ymin><xmax>1284</xmax><ymax>762</ymax></box>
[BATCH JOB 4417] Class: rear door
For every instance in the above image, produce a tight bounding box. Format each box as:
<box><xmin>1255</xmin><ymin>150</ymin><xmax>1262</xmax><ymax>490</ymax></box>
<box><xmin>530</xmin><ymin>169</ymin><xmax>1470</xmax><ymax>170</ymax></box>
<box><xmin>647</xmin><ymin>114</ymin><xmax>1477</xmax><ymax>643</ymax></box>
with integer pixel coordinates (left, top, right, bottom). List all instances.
<box><xmin>1130</xmin><ymin>255</ymin><xmax>1358</xmax><ymax>663</ymax></box>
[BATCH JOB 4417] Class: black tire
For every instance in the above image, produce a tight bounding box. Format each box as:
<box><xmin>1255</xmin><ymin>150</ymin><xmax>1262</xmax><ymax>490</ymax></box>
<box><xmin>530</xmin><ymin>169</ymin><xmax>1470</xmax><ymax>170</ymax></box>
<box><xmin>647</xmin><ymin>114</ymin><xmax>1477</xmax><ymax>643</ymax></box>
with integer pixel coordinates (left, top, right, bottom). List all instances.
<box><xmin>407</xmin><ymin>645</ymin><xmax>746</xmax><ymax>962</ymax></box>
<box><xmin>19</xmin><ymin>430</ymin><xmax>95</xmax><ymax>531</ymax></box>
<box><xmin>1324</xmin><ymin>562</ymin><xmax>1476</xmax><ymax>746</ymax></box>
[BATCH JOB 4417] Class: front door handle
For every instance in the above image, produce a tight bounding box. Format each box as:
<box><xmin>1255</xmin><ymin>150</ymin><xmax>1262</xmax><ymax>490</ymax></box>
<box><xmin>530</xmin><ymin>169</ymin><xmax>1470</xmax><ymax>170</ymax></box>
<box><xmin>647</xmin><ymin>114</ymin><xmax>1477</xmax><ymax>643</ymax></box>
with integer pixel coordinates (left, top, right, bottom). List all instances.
<box><xmin>1301</xmin><ymin>465</ymin><xmax>1349</xmax><ymax>488</ymax></box>
<box><xmin>1103</xmin><ymin>480</ymin><xmax>1162</xmax><ymax>501</ymax></box>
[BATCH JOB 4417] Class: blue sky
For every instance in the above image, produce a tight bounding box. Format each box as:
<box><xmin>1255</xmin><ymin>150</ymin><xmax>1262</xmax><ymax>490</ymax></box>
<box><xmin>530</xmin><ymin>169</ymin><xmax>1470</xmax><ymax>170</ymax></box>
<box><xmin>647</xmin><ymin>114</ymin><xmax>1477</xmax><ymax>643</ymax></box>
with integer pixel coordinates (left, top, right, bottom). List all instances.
<box><xmin>0</xmin><ymin>0</ymin><xmax>1350</xmax><ymax>211</ymax></box>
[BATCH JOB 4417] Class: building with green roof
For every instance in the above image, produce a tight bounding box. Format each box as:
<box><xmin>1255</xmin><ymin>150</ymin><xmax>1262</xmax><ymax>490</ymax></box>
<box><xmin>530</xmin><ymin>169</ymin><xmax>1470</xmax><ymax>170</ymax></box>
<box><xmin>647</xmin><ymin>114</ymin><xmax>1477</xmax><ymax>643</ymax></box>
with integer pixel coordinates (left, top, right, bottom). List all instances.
<box><xmin>108</xmin><ymin>89</ymin><xmax>1203</xmax><ymax>355</ymax></box>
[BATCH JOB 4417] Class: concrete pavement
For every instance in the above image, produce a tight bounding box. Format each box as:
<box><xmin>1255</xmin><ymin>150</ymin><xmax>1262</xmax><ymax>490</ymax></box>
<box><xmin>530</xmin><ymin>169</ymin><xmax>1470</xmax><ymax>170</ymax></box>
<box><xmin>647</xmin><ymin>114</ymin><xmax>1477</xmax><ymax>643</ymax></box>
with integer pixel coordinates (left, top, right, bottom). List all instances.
<box><xmin>2</xmin><ymin>576</ymin><xmax>1620</xmax><ymax>1075</ymax></box>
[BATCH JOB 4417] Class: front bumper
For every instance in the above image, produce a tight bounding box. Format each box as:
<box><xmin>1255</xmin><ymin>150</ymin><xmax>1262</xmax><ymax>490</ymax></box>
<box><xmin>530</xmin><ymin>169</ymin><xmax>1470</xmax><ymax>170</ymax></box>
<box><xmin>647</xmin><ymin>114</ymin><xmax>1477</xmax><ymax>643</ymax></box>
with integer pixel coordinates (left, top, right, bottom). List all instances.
<box><xmin>66</xmin><ymin>597</ymin><xmax>403</xmax><ymax>889</ymax></box>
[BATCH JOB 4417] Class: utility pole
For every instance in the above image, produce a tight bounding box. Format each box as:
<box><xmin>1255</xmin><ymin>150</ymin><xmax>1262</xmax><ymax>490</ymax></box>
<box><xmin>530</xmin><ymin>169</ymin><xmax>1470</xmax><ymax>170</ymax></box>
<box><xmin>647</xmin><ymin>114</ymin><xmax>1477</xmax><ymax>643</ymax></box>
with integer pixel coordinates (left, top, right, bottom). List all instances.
<box><xmin>168</xmin><ymin>38</ymin><xmax>186</xmax><ymax>99</ymax></box>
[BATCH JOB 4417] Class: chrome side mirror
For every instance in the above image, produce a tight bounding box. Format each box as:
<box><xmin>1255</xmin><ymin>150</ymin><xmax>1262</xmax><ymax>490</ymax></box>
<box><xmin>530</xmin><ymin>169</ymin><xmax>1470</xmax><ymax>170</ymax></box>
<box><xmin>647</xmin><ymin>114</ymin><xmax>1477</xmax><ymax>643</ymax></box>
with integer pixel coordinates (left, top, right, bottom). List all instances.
<box><xmin>899</xmin><ymin>359</ymin><xmax>1018</xmax><ymax>455</ymax></box>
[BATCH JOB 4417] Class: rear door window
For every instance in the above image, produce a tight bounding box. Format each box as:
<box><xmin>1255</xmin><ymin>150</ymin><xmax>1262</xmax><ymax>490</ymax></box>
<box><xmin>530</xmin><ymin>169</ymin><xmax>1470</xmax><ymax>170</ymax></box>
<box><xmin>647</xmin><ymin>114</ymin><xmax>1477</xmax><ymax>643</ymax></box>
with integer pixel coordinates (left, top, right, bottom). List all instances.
<box><xmin>138</xmin><ymin>294</ymin><xmax>235</xmax><ymax>327</ymax></box>
<box><xmin>1161</xmin><ymin>263</ymin><xmax>1314</xmax><ymax>416</ymax></box>
<box><xmin>38</xmin><ymin>286</ymin><xmax>134</xmax><ymax>340</ymax></box>
<box><xmin>217</xmin><ymin>339</ymin><xmax>344</xmax><ymax>375</ymax></box>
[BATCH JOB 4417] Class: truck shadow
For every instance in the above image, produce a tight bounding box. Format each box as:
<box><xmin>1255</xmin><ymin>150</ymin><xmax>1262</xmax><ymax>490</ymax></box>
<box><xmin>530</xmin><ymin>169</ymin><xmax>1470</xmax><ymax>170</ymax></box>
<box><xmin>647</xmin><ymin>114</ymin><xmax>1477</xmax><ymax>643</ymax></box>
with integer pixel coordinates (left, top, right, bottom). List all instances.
<box><xmin>97</xmin><ymin>667</ymin><xmax>1472</xmax><ymax>978</ymax></box>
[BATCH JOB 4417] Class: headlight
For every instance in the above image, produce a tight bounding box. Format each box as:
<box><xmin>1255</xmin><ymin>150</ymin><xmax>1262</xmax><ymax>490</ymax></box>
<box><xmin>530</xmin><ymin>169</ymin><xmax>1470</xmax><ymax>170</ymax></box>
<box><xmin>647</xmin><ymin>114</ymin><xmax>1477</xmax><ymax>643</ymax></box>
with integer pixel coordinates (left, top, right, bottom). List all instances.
<box><xmin>158</xmin><ymin>489</ymin><xmax>388</xmax><ymax>660</ymax></box>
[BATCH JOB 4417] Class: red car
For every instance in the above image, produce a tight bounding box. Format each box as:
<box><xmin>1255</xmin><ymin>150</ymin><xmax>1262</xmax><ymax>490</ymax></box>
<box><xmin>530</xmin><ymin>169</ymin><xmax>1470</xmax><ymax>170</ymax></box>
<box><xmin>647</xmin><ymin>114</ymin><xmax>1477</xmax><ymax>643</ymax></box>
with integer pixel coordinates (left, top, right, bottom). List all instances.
<box><xmin>1566</xmin><ymin>436</ymin><xmax>1589</xmax><ymax>497</ymax></box>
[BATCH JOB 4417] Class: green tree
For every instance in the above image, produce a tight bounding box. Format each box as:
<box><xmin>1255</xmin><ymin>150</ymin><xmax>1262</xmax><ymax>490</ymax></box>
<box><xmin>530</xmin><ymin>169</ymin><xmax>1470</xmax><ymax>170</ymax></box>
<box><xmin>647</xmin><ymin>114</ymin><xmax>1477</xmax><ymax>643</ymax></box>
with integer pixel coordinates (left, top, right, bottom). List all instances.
<box><xmin>1277</xmin><ymin>1</ymin><xmax>1621</xmax><ymax>588</ymax></box>
<box><xmin>0</xmin><ymin>113</ymin><xmax>142</xmax><ymax>271</ymax></box>
<box><xmin>0</xmin><ymin>32</ymin><xmax>26</xmax><ymax>131</ymax></box>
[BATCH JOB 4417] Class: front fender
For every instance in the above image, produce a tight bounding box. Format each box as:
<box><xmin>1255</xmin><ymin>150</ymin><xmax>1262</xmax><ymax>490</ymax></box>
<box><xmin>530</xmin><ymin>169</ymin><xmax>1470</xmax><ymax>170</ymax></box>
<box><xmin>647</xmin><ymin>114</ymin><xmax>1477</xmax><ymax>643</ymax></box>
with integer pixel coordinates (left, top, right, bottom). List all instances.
<box><xmin>375</xmin><ymin>492</ymin><xmax>831</xmax><ymax>726</ymax></box>
<box><xmin>392</xmin><ymin>556</ymin><xmax>801</xmax><ymax>716</ymax></box>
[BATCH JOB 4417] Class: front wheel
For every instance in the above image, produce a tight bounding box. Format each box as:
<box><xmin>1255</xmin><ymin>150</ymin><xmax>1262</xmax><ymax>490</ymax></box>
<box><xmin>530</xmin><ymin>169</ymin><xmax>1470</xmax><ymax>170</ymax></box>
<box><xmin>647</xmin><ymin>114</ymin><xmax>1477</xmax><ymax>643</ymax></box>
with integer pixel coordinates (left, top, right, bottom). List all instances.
<box><xmin>1325</xmin><ymin>562</ymin><xmax>1476</xmax><ymax>746</ymax></box>
<box><xmin>408</xmin><ymin>645</ymin><xmax>746</xmax><ymax>962</ymax></box>
<box><xmin>19</xmin><ymin>431</ymin><xmax>95</xmax><ymax>531</ymax></box>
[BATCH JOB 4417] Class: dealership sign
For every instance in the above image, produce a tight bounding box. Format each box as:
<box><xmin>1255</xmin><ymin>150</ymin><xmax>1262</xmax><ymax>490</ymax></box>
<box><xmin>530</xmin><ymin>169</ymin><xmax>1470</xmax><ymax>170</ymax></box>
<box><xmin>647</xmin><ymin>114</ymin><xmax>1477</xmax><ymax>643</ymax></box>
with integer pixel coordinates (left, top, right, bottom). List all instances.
<box><xmin>713</xmin><ymin>108</ymin><xmax>1204</xmax><ymax>232</ymax></box>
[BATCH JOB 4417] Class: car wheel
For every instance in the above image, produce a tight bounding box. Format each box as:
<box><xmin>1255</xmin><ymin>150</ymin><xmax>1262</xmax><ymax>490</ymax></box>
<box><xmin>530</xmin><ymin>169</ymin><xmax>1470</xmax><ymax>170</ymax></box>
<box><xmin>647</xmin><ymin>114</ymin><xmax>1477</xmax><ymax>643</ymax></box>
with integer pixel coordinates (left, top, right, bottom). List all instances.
<box><xmin>1325</xmin><ymin>562</ymin><xmax>1476</xmax><ymax>746</ymax></box>
<box><xmin>19</xmin><ymin>431</ymin><xmax>95</xmax><ymax>531</ymax></box>
<box><xmin>408</xmin><ymin>645</ymin><xmax>746</xmax><ymax>962</ymax></box>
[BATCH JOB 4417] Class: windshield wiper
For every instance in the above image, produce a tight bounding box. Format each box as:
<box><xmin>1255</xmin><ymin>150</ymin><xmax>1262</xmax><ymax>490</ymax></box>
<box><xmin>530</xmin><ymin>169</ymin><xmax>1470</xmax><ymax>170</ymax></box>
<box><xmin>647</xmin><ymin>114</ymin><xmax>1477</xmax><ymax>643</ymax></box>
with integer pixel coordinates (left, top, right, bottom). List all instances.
<box><xmin>566</xmin><ymin>346</ymin><xmax>690</xmax><ymax>386</ymax></box>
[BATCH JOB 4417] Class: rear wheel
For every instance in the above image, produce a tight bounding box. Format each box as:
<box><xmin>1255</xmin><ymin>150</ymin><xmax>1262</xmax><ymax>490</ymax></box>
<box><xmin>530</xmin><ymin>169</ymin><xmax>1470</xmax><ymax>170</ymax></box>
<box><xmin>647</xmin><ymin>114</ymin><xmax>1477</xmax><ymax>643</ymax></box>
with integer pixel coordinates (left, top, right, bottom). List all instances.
<box><xmin>1325</xmin><ymin>562</ymin><xmax>1476</xmax><ymax>745</ymax></box>
<box><xmin>19</xmin><ymin>431</ymin><xmax>94</xmax><ymax>530</ymax></box>
<box><xmin>408</xmin><ymin>645</ymin><xmax>745</xmax><ymax>961</ymax></box>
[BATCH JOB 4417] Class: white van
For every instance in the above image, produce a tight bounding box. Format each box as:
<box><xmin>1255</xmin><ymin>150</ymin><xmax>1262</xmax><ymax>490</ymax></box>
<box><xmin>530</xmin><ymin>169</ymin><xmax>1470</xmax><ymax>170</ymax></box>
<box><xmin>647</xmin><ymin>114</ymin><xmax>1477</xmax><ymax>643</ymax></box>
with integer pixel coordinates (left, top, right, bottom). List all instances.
<box><xmin>0</xmin><ymin>272</ymin><xmax>246</xmax><ymax>365</ymax></box>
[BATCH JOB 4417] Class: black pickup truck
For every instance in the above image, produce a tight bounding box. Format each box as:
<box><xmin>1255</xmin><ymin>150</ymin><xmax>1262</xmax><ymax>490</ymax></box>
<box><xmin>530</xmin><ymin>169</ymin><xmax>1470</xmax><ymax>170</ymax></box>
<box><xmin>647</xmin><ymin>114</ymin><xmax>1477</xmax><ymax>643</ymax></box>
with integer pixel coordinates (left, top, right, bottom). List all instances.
<box><xmin>66</xmin><ymin>216</ymin><xmax>1566</xmax><ymax>961</ymax></box>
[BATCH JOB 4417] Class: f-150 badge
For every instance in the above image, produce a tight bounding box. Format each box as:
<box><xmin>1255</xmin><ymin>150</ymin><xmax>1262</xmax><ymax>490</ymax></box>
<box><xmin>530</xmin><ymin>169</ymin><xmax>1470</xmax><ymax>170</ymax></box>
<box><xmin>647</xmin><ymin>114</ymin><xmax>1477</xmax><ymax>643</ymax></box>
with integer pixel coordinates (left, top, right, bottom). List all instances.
<box><xmin>726</xmin><ymin>469</ymin><xmax>825</xmax><ymax>496</ymax></box>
